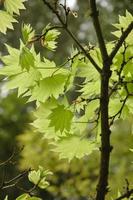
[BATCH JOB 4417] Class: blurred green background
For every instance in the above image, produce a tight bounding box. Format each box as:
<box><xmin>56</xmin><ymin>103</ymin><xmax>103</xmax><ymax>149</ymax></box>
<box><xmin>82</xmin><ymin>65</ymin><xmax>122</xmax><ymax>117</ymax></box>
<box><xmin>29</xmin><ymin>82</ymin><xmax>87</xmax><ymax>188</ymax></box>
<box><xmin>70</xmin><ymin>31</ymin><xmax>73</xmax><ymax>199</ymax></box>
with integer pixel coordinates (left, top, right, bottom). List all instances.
<box><xmin>0</xmin><ymin>0</ymin><xmax>133</xmax><ymax>199</ymax></box>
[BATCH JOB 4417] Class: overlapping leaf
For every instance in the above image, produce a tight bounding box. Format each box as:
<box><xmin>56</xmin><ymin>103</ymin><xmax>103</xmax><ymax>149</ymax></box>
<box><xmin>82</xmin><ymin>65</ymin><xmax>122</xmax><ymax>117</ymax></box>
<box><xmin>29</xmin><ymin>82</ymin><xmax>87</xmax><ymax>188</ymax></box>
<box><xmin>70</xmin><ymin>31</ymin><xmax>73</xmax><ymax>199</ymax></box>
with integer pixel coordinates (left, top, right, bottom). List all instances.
<box><xmin>30</xmin><ymin>74</ymin><xmax>68</xmax><ymax>102</ymax></box>
<box><xmin>48</xmin><ymin>105</ymin><xmax>73</xmax><ymax>133</ymax></box>
<box><xmin>19</xmin><ymin>47</ymin><xmax>35</xmax><ymax>71</ymax></box>
<box><xmin>32</xmin><ymin>98</ymin><xmax>60</xmax><ymax>139</ymax></box>
<box><xmin>41</xmin><ymin>25</ymin><xmax>60</xmax><ymax>51</ymax></box>
<box><xmin>112</xmin><ymin>10</ymin><xmax>133</xmax><ymax>45</ymax></box>
<box><xmin>28</xmin><ymin>166</ymin><xmax>52</xmax><ymax>189</ymax></box>
<box><xmin>52</xmin><ymin>135</ymin><xmax>98</xmax><ymax>161</ymax></box>
<box><xmin>21</xmin><ymin>24</ymin><xmax>35</xmax><ymax>44</ymax></box>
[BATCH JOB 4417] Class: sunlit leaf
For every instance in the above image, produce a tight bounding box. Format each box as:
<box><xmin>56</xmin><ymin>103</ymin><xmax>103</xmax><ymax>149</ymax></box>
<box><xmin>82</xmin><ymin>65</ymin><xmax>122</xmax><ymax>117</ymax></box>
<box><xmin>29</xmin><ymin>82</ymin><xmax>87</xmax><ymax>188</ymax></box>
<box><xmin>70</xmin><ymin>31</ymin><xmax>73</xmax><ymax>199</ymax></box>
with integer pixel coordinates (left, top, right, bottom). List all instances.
<box><xmin>4</xmin><ymin>0</ymin><xmax>26</xmax><ymax>15</ymax></box>
<box><xmin>53</xmin><ymin>135</ymin><xmax>98</xmax><ymax>161</ymax></box>
<box><xmin>48</xmin><ymin>105</ymin><xmax>73</xmax><ymax>133</ymax></box>
<box><xmin>0</xmin><ymin>11</ymin><xmax>17</xmax><ymax>34</ymax></box>
<box><xmin>30</xmin><ymin>74</ymin><xmax>67</xmax><ymax>102</ymax></box>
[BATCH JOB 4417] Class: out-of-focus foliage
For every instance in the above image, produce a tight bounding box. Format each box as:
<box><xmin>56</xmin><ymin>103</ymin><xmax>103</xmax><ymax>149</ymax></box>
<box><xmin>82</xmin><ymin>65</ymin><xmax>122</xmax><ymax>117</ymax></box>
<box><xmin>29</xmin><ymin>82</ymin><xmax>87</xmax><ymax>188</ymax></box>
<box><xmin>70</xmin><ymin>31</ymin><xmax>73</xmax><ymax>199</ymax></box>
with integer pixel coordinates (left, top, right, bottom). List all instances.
<box><xmin>0</xmin><ymin>91</ymin><xmax>31</xmax><ymax>199</ymax></box>
<box><xmin>0</xmin><ymin>1</ymin><xmax>133</xmax><ymax>200</ymax></box>
<box><xmin>0</xmin><ymin>92</ymin><xmax>30</xmax><ymax>160</ymax></box>
<box><xmin>17</xmin><ymin>120</ymin><xmax>133</xmax><ymax>200</ymax></box>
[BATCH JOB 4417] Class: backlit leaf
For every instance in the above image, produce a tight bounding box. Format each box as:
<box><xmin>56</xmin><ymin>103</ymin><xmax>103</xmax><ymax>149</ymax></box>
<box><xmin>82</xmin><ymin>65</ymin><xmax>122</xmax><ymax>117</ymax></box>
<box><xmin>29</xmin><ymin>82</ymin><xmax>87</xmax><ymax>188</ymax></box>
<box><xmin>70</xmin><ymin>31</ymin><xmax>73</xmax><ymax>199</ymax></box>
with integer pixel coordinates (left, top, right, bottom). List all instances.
<box><xmin>0</xmin><ymin>11</ymin><xmax>17</xmax><ymax>34</ymax></box>
<box><xmin>30</xmin><ymin>74</ymin><xmax>67</xmax><ymax>102</ymax></box>
<box><xmin>48</xmin><ymin>105</ymin><xmax>73</xmax><ymax>133</ymax></box>
<box><xmin>4</xmin><ymin>0</ymin><xmax>26</xmax><ymax>15</ymax></box>
<box><xmin>53</xmin><ymin>135</ymin><xmax>98</xmax><ymax>161</ymax></box>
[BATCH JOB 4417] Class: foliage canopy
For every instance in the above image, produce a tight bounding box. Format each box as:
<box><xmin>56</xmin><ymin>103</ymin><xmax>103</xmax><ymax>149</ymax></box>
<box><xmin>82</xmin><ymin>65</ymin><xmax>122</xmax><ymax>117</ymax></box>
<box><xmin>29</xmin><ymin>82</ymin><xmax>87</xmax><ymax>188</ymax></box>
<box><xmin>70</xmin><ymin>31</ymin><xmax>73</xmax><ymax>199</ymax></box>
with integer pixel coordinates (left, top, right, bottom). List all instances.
<box><xmin>0</xmin><ymin>0</ymin><xmax>133</xmax><ymax>200</ymax></box>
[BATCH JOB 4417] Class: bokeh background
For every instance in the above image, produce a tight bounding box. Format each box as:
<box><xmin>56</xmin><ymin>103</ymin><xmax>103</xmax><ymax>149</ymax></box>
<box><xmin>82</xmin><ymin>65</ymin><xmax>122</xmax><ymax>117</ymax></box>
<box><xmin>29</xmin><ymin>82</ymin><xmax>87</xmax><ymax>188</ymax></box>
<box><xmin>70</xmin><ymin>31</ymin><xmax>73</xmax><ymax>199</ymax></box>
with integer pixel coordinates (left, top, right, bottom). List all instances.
<box><xmin>0</xmin><ymin>0</ymin><xmax>133</xmax><ymax>199</ymax></box>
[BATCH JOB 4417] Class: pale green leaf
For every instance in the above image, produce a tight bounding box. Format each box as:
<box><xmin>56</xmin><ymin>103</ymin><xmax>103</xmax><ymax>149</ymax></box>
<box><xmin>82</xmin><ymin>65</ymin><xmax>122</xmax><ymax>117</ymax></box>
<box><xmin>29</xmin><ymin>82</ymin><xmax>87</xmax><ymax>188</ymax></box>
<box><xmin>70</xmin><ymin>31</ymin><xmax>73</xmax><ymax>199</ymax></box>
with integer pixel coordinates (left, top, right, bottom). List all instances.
<box><xmin>0</xmin><ymin>11</ymin><xmax>17</xmax><ymax>34</ymax></box>
<box><xmin>1</xmin><ymin>44</ymin><xmax>20</xmax><ymax>66</ymax></box>
<box><xmin>4</xmin><ymin>196</ymin><xmax>8</xmax><ymax>200</ymax></box>
<box><xmin>16</xmin><ymin>194</ymin><xmax>41</xmax><ymax>200</ymax></box>
<box><xmin>16</xmin><ymin>194</ymin><xmax>30</xmax><ymax>200</ymax></box>
<box><xmin>30</xmin><ymin>74</ymin><xmax>67</xmax><ymax>102</ymax></box>
<box><xmin>85</xmin><ymin>100</ymin><xmax>99</xmax><ymax>120</ymax></box>
<box><xmin>19</xmin><ymin>47</ymin><xmax>35</xmax><ymax>70</ymax></box>
<box><xmin>0</xmin><ymin>44</ymin><xmax>21</xmax><ymax>76</ymax></box>
<box><xmin>28</xmin><ymin>166</ymin><xmax>52</xmax><ymax>189</ymax></box>
<box><xmin>79</xmin><ymin>80</ymin><xmax>100</xmax><ymax>97</ymax></box>
<box><xmin>38</xmin><ymin>179</ymin><xmax>49</xmax><ymax>189</ymax></box>
<box><xmin>28</xmin><ymin>170</ymin><xmax>40</xmax><ymax>185</ymax></box>
<box><xmin>73</xmin><ymin>98</ymin><xmax>87</xmax><ymax>114</ymax></box>
<box><xmin>41</xmin><ymin>27</ymin><xmax>60</xmax><ymax>51</ymax></box>
<box><xmin>4</xmin><ymin>0</ymin><xmax>26</xmax><ymax>15</ymax></box>
<box><xmin>27</xmin><ymin>197</ymin><xmax>42</xmax><ymax>200</ymax></box>
<box><xmin>7</xmin><ymin>68</ymin><xmax>41</xmax><ymax>96</ymax></box>
<box><xmin>32</xmin><ymin>98</ymin><xmax>62</xmax><ymax>139</ymax></box>
<box><xmin>112</xmin><ymin>11</ymin><xmax>133</xmax><ymax>45</ymax></box>
<box><xmin>109</xmin><ymin>99</ymin><xmax>129</xmax><ymax>119</ymax></box>
<box><xmin>37</xmin><ymin>58</ymin><xmax>70</xmax><ymax>79</ymax></box>
<box><xmin>21</xmin><ymin>24</ymin><xmax>35</xmax><ymax>44</ymax></box>
<box><xmin>52</xmin><ymin>135</ymin><xmax>98</xmax><ymax>161</ymax></box>
<box><xmin>125</xmin><ymin>97</ymin><xmax>133</xmax><ymax>115</ymax></box>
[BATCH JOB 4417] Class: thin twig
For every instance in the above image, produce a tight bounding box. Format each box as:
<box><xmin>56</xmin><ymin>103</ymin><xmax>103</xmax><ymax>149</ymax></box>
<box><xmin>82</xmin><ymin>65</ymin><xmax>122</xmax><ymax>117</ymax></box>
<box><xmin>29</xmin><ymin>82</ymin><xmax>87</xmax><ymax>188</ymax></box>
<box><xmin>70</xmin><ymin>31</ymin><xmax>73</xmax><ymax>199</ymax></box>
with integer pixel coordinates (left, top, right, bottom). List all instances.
<box><xmin>114</xmin><ymin>189</ymin><xmax>133</xmax><ymax>200</ymax></box>
<box><xmin>42</xmin><ymin>0</ymin><xmax>102</xmax><ymax>74</ymax></box>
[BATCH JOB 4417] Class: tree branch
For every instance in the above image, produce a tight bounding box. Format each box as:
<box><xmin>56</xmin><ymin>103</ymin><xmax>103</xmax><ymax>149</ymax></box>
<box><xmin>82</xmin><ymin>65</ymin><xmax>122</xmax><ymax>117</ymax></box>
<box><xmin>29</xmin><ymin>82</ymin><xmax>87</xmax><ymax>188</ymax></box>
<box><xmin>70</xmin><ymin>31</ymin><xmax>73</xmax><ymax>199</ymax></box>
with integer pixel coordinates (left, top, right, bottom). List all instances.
<box><xmin>89</xmin><ymin>0</ymin><xmax>108</xmax><ymax>61</ymax></box>
<box><xmin>89</xmin><ymin>1</ymin><xmax>112</xmax><ymax>200</ymax></box>
<box><xmin>42</xmin><ymin>0</ymin><xmax>102</xmax><ymax>74</ymax></box>
<box><xmin>109</xmin><ymin>22</ymin><xmax>133</xmax><ymax>61</ymax></box>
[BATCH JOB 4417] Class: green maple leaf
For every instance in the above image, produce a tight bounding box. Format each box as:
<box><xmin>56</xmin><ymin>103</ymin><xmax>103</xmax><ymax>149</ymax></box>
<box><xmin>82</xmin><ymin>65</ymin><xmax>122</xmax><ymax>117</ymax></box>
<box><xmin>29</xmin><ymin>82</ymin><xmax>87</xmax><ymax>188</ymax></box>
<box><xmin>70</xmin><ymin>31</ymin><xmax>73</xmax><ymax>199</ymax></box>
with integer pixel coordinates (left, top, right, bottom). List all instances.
<box><xmin>28</xmin><ymin>166</ymin><xmax>52</xmax><ymax>189</ymax></box>
<box><xmin>0</xmin><ymin>44</ymin><xmax>41</xmax><ymax>96</ymax></box>
<box><xmin>0</xmin><ymin>11</ymin><xmax>17</xmax><ymax>34</ymax></box>
<box><xmin>48</xmin><ymin>105</ymin><xmax>73</xmax><ymax>133</ymax></box>
<box><xmin>7</xmin><ymin>68</ymin><xmax>41</xmax><ymax>96</ymax></box>
<box><xmin>109</xmin><ymin>99</ymin><xmax>129</xmax><ymax>120</ymax></box>
<box><xmin>41</xmin><ymin>25</ymin><xmax>60</xmax><ymax>51</ymax></box>
<box><xmin>85</xmin><ymin>100</ymin><xmax>99</xmax><ymax>120</ymax></box>
<box><xmin>112</xmin><ymin>11</ymin><xmax>133</xmax><ymax>45</ymax></box>
<box><xmin>52</xmin><ymin>135</ymin><xmax>98</xmax><ymax>161</ymax></box>
<box><xmin>19</xmin><ymin>47</ymin><xmax>35</xmax><ymax>71</ymax></box>
<box><xmin>4</xmin><ymin>0</ymin><xmax>26</xmax><ymax>15</ymax></box>
<box><xmin>32</xmin><ymin>98</ymin><xmax>64</xmax><ymax>139</ymax></box>
<box><xmin>21</xmin><ymin>24</ymin><xmax>35</xmax><ymax>44</ymax></box>
<box><xmin>30</xmin><ymin>74</ymin><xmax>67</xmax><ymax>102</ymax></box>
<box><xmin>0</xmin><ymin>46</ymin><xmax>22</xmax><ymax>76</ymax></box>
<box><xmin>79</xmin><ymin>80</ymin><xmax>100</xmax><ymax>97</ymax></box>
<box><xmin>37</xmin><ymin>58</ymin><xmax>69</xmax><ymax>79</ymax></box>
<box><xmin>1</xmin><ymin>44</ymin><xmax>20</xmax><ymax>66</ymax></box>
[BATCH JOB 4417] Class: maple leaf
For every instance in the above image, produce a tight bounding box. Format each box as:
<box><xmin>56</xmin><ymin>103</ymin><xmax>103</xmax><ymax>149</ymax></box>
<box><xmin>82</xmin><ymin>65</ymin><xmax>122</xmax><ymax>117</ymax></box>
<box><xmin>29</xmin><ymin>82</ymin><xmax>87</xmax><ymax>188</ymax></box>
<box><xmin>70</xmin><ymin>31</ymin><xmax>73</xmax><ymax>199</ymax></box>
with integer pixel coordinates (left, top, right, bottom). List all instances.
<box><xmin>52</xmin><ymin>135</ymin><xmax>98</xmax><ymax>161</ymax></box>
<box><xmin>21</xmin><ymin>24</ymin><xmax>35</xmax><ymax>44</ymax></box>
<box><xmin>30</xmin><ymin>74</ymin><xmax>68</xmax><ymax>102</ymax></box>
<box><xmin>41</xmin><ymin>25</ymin><xmax>60</xmax><ymax>51</ymax></box>
<box><xmin>7</xmin><ymin>68</ymin><xmax>41</xmax><ymax>96</ymax></box>
<box><xmin>48</xmin><ymin>105</ymin><xmax>73</xmax><ymax>133</ymax></box>
<box><xmin>4</xmin><ymin>0</ymin><xmax>26</xmax><ymax>15</ymax></box>
<box><xmin>32</xmin><ymin>99</ymin><xmax>66</xmax><ymax>139</ymax></box>
<box><xmin>0</xmin><ymin>11</ymin><xmax>17</xmax><ymax>34</ymax></box>
<box><xmin>19</xmin><ymin>47</ymin><xmax>35</xmax><ymax>71</ymax></box>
